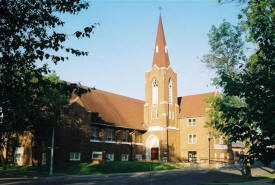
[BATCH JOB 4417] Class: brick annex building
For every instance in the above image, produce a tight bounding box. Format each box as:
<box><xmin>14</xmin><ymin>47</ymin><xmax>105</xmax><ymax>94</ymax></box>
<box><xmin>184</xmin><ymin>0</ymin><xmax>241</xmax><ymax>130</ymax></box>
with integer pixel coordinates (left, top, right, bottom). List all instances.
<box><xmin>13</xmin><ymin>16</ymin><xmax>242</xmax><ymax>166</ymax></box>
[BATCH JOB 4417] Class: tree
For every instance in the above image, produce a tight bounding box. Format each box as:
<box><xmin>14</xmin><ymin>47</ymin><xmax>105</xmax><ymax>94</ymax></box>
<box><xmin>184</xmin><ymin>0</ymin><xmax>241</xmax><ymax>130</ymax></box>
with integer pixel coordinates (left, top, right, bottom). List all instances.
<box><xmin>203</xmin><ymin>0</ymin><xmax>275</xmax><ymax>177</ymax></box>
<box><xmin>0</xmin><ymin>0</ymin><xmax>93</xmax><ymax>168</ymax></box>
<box><xmin>202</xmin><ymin>20</ymin><xmax>246</xmax><ymax>83</ymax></box>
<box><xmin>28</xmin><ymin>73</ymin><xmax>89</xmax><ymax>167</ymax></box>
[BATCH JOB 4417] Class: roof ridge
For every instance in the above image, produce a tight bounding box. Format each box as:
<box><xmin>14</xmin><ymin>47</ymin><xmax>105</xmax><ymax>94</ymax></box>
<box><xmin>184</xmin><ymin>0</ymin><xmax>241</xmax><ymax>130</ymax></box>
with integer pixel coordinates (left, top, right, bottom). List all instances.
<box><xmin>178</xmin><ymin>91</ymin><xmax>217</xmax><ymax>98</ymax></box>
<box><xmin>93</xmin><ymin>89</ymin><xmax>145</xmax><ymax>103</ymax></box>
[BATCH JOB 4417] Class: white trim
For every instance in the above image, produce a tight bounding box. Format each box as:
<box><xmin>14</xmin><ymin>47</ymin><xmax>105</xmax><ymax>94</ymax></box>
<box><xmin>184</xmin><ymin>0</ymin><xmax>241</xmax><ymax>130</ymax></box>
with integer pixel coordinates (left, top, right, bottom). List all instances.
<box><xmin>91</xmin><ymin>122</ymin><xmax>144</xmax><ymax>131</ymax></box>
<box><xmin>214</xmin><ymin>144</ymin><xmax>228</xmax><ymax>150</ymax></box>
<box><xmin>90</xmin><ymin>140</ymin><xmax>143</xmax><ymax>145</ymax></box>
<box><xmin>160</xmin><ymin>66</ymin><xmax>168</xmax><ymax>70</ymax></box>
<box><xmin>168</xmin><ymin>126</ymin><xmax>179</xmax><ymax>130</ymax></box>
<box><xmin>152</xmin><ymin>79</ymin><xmax>158</xmax><ymax>105</ymax></box>
<box><xmin>135</xmin><ymin>143</ymin><xmax>144</xmax><ymax>146</ymax></box>
<box><xmin>148</xmin><ymin>126</ymin><xmax>164</xmax><ymax>131</ymax></box>
<box><xmin>152</xmin><ymin>64</ymin><xmax>160</xmax><ymax>69</ymax></box>
<box><xmin>105</xmin><ymin>141</ymin><xmax>116</xmax><ymax>144</ymax></box>
<box><xmin>121</xmin><ymin>142</ymin><xmax>131</xmax><ymax>145</ymax></box>
<box><xmin>90</xmin><ymin>139</ymin><xmax>102</xmax><ymax>143</ymax></box>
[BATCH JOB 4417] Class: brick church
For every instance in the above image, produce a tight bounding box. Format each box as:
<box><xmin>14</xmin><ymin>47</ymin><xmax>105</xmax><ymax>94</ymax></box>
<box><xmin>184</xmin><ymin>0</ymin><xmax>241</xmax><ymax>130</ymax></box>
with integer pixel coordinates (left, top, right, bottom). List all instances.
<box><xmin>13</xmin><ymin>16</ymin><xmax>239</xmax><ymax>166</ymax></box>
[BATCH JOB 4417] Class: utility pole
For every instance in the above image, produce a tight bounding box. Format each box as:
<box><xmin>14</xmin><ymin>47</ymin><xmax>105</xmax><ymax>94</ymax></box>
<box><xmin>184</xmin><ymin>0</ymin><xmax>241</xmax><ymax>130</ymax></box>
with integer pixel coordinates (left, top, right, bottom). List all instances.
<box><xmin>166</xmin><ymin>99</ymin><xmax>169</xmax><ymax>162</ymax></box>
<box><xmin>50</xmin><ymin>127</ymin><xmax>55</xmax><ymax>175</ymax></box>
<box><xmin>208</xmin><ymin>132</ymin><xmax>211</xmax><ymax>165</ymax></box>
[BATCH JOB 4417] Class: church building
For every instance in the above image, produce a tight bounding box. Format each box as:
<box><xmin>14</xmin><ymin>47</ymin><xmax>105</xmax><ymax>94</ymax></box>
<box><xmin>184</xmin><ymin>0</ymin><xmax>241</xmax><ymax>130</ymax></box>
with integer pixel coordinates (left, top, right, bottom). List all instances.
<box><xmin>13</xmin><ymin>15</ymin><xmax>236</xmax><ymax>166</ymax></box>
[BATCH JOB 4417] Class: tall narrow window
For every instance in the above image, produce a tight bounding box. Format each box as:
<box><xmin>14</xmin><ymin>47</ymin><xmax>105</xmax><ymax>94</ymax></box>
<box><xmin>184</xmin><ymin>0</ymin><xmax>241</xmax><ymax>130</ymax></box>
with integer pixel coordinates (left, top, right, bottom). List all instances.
<box><xmin>151</xmin><ymin>109</ymin><xmax>158</xmax><ymax>120</ymax></box>
<box><xmin>152</xmin><ymin>79</ymin><xmax>158</xmax><ymax>104</ymax></box>
<box><xmin>168</xmin><ymin>79</ymin><xmax>172</xmax><ymax>104</ymax></box>
<box><xmin>105</xmin><ymin>128</ymin><xmax>115</xmax><ymax>141</ymax></box>
<box><xmin>91</xmin><ymin>126</ymin><xmax>100</xmax><ymax>141</ymax></box>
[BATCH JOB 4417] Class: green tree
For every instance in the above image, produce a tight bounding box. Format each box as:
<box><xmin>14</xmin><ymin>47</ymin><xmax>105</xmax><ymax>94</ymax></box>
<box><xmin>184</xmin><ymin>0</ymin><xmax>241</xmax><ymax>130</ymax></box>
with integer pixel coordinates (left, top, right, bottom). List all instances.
<box><xmin>28</xmin><ymin>73</ymin><xmax>88</xmax><ymax>167</ymax></box>
<box><xmin>202</xmin><ymin>20</ymin><xmax>246</xmax><ymax>82</ymax></box>
<box><xmin>203</xmin><ymin>0</ymin><xmax>275</xmax><ymax>177</ymax></box>
<box><xmin>0</xmin><ymin>0</ymin><xmax>93</xmax><ymax>168</ymax></box>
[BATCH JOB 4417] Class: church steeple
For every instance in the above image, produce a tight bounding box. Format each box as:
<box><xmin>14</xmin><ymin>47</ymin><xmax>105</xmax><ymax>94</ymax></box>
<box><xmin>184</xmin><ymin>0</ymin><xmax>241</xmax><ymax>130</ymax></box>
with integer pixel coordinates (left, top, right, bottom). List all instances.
<box><xmin>152</xmin><ymin>15</ymin><xmax>170</xmax><ymax>67</ymax></box>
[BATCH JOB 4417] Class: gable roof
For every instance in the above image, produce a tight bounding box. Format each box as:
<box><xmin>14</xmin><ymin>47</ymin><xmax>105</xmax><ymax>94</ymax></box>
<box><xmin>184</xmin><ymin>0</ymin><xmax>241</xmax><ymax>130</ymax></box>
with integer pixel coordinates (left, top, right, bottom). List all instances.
<box><xmin>71</xmin><ymin>89</ymin><xmax>146</xmax><ymax>131</ymax></box>
<box><xmin>178</xmin><ymin>92</ymin><xmax>216</xmax><ymax>117</ymax></box>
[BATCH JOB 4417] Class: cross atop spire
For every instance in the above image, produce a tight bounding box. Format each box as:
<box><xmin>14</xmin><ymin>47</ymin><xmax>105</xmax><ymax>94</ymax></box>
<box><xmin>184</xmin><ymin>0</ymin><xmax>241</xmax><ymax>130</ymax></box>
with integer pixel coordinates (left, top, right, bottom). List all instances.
<box><xmin>152</xmin><ymin>15</ymin><xmax>170</xmax><ymax>67</ymax></box>
<box><xmin>158</xmin><ymin>6</ymin><xmax>162</xmax><ymax>15</ymax></box>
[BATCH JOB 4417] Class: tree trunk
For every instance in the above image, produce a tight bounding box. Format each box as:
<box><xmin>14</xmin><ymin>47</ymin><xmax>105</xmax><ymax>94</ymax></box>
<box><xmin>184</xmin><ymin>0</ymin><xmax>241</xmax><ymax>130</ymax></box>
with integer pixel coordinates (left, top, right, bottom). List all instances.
<box><xmin>244</xmin><ymin>162</ymin><xmax>252</xmax><ymax>177</ymax></box>
<box><xmin>0</xmin><ymin>148</ymin><xmax>7</xmax><ymax>170</ymax></box>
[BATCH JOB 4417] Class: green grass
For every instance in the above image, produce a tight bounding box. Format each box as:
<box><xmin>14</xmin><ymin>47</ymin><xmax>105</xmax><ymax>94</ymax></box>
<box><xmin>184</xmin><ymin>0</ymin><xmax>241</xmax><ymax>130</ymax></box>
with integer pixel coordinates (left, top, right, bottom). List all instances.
<box><xmin>0</xmin><ymin>165</ymin><xmax>50</xmax><ymax>177</ymax></box>
<box><xmin>0</xmin><ymin>161</ymin><xmax>189</xmax><ymax>177</ymax></box>
<box><xmin>53</xmin><ymin>161</ymin><xmax>189</xmax><ymax>175</ymax></box>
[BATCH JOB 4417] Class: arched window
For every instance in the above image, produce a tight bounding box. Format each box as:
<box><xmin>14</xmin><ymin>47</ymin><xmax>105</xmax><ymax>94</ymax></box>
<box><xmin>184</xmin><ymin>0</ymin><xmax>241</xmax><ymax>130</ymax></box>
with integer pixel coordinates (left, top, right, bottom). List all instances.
<box><xmin>168</xmin><ymin>79</ymin><xmax>172</xmax><ymax>104</ymax></box>
<box><xmin>152</xmin><ymin>79</ymin><xmax>158</xmax><ymax>104</ymax></box>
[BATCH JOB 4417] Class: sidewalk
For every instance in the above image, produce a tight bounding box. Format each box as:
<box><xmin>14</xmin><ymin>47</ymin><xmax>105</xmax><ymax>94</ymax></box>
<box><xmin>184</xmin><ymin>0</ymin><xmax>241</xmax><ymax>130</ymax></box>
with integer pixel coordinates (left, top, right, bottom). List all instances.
<box><xmin>229</xmin><ymin>178</ymin><xmax>274</xmax><ymax>185</ymax></box>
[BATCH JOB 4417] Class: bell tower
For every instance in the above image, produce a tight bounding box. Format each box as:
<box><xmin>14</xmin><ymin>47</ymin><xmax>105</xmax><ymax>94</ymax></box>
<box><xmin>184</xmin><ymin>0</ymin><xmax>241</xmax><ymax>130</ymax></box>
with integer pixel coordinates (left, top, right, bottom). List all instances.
<box><xmin>143</xmin><ymin>15</ymin><xmax>180</xmax><ymax>161</ymax></box>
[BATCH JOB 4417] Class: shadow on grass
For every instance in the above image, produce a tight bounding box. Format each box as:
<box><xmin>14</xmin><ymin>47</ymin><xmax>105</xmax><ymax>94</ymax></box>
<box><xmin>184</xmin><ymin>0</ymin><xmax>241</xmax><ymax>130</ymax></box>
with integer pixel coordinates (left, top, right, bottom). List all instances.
<box><xmin>0</xmin><ymin>161</ymin><xmax>187</xmax><ymax>177</ymax></box>
<box><xmin>53</xmin><ymin>161</ymin><xmax>185</xmax><ymax>175</ymax></box>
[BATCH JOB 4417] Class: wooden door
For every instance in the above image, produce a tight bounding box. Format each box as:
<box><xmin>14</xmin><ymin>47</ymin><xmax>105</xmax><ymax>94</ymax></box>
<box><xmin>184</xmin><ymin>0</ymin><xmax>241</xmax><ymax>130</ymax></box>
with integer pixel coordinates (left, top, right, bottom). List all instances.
<box><xmin>151</xmin><ymin>147</ymin><xmax>159</xmax><ymax>160</ymax></box>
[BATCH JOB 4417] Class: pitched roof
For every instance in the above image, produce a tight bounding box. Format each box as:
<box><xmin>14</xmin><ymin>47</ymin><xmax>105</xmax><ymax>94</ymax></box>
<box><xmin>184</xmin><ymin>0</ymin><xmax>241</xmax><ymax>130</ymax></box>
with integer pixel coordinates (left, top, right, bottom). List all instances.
<box><xmin>152</xmin><ymin>15</ymin><xmax>170</xmax><ymax>67</ymax></box>
<box><xmin>178</xmin><ymin>92</ymin><xmax>216</xmax><ymax>117</ymax></box>
<box><xmin>71</xmin><ymin>89</ymin><xmax>146</xmax><ymax>131</ymax></box>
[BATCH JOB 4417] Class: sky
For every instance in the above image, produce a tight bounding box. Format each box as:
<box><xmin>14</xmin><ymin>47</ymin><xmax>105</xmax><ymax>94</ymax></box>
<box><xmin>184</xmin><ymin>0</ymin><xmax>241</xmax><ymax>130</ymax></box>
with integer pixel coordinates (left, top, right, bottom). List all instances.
<box><xmin>51</xmin><ymin>0</ymin><xmax>243</xmax><ymax>100</ymax></box>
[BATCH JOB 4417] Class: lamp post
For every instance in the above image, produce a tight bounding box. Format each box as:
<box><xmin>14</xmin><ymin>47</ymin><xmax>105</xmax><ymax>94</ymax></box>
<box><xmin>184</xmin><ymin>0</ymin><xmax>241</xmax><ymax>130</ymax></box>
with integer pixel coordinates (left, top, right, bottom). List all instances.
<box><xmin>208</xmin><ymin>133</ymin><xmax>212</xmax><ymax>165</ymax></box>
<box><xmin>50</xmin><ymin>127</ymin><xmax>55</xmax><ymax>175</ymax></box>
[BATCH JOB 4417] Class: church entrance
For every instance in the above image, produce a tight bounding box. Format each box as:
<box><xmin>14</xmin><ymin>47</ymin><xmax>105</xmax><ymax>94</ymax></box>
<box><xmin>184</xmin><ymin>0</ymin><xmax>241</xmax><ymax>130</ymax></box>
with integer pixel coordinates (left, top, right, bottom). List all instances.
<box><xmin>151</xmin><ymin>147</ymin><xmax>159</xmax><ymax>160</ymax></box>
<box><xmin>145</xmin><ymin>135</ymin><xmax>160</xmax><ymax>160</ymax></box>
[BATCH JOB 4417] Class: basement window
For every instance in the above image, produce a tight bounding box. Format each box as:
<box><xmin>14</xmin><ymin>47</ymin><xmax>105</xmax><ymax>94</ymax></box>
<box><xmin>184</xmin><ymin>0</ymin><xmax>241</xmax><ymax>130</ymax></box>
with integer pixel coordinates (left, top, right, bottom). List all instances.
<box><xmin>106</xmin><ymin>153</ymin><xmax>114</xmax><ymax>161</ymax></box>
<box><xmin>92</xmin><ymin>151</ymin><xmax>102</xmax><ymax>160</ymax></box>
<box><xmin>135</xmin><ymin>154</ymin><xmax>142</xmax><ymax>161</ymax></box>
<box><xmin>121</xmin><ymin>154</ymin><xmax>129</xmax><ymax>161</ymax></box>
<box><xmin>70</xmin><ymin>152</ymin><xmax>81</xmax><ymax>161</ymax></box>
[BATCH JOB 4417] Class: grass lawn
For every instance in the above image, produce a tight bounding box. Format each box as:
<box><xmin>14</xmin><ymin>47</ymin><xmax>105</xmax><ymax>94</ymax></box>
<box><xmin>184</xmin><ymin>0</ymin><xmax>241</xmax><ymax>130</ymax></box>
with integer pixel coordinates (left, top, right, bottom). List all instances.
<box><xmin>0</xmin><ymin>165</ymin><xmax>50</xmax><ymax>177</ymax></box>
<box><xmin>0</xmin><ymin>161</ymin><xmax>189</xmax><ymax>177</ymax></box>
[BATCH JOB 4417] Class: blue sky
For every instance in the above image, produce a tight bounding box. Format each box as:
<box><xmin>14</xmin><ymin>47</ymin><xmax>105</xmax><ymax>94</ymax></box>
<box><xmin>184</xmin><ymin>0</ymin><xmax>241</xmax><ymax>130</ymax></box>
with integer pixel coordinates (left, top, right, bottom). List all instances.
<box><xmin>51</xmin><ymin>0</ymin><xmax>243</xmax><ymax>100</ymax></box>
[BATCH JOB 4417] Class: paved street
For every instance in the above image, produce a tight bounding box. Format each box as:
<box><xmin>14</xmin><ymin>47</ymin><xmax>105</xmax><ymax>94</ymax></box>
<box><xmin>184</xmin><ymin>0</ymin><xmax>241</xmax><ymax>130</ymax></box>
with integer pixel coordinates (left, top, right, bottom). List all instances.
<box><xmin>0</xmin><ymin>166</ymin><xmax>274</xmax><ymax>185</ymax></box>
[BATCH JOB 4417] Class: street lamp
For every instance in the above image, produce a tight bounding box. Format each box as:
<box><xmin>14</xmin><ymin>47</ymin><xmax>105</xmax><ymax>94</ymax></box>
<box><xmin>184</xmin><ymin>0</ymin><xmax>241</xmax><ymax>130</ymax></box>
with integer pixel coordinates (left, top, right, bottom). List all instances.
<box><xmin>208</xmin><ymin>132</ymin><xmax>212</xmax><ymax>165</ymax></box>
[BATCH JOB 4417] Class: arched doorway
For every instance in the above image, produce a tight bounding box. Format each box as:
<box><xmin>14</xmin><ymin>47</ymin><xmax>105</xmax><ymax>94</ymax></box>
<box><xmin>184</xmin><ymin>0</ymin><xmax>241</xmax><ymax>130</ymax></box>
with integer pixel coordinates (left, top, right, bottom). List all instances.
<box><xmin>145</xmin><ymin>135</ymin><xmax>160</xmax><ymax>160</ymax></box>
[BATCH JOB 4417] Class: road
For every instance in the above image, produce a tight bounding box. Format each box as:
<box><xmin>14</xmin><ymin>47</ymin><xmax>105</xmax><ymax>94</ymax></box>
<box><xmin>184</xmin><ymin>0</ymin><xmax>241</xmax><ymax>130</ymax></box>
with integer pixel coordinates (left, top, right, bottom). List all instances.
<box><xmin>0</xmin><ymin>166</ymin><xmax>273</xmax><ymax>185</ymax></box>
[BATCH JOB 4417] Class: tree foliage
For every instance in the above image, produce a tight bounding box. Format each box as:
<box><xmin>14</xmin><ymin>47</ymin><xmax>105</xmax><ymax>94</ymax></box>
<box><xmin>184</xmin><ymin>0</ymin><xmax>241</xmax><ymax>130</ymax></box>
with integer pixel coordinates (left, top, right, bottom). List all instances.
<box><xmin>0</xmin><ymin>0</ymin><xmax>93</xmax><ymax>166</ymax></box>
<box><xmin>204</xmin><ymin>0</ymin><xmax>275</xmax><ymax>175</ymax></box>
<box><xmin>202</xmin><ymin>20</ymin><xmax>246</xmax><ymax>85</ymax></box>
